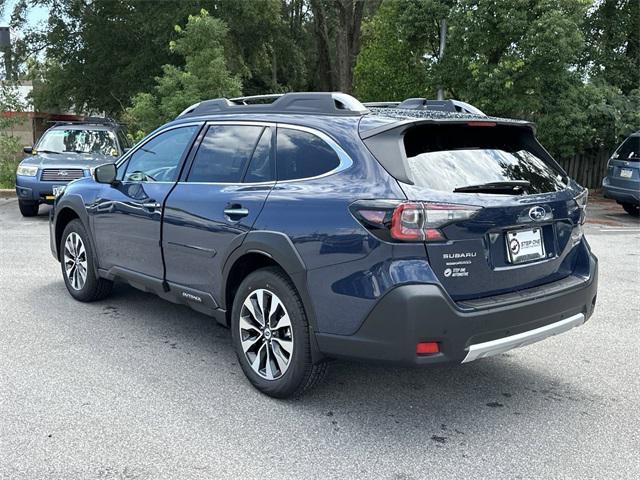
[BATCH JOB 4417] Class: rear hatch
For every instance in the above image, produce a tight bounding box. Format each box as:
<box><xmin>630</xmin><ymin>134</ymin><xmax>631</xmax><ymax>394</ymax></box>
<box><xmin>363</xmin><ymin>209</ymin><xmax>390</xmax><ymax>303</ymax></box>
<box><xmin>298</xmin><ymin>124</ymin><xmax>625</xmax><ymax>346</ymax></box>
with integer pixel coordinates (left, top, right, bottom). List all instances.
<box><xmin>360</xmin><ymin>120</ymin><xmax>587</xmax><ymax>301</ymax></box>
<box><xmin>606</xmin><ymin>134</ymin><xmax>640</xmax><ymax>188</ymax></box>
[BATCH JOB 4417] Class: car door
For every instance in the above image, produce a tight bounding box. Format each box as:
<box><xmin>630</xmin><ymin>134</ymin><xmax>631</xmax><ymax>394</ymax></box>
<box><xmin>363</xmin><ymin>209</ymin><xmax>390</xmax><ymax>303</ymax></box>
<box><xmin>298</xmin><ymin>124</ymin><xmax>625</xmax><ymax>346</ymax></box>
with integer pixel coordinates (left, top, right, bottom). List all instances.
<box><xmin>91</xmin><ymin>124</ymin><xmax>201</xmax><ymax>279</ymax></box>
<box><xmin>162</xmin><ymin>123</ymin><xmax>275</xmax><ymax>302</ymax></box>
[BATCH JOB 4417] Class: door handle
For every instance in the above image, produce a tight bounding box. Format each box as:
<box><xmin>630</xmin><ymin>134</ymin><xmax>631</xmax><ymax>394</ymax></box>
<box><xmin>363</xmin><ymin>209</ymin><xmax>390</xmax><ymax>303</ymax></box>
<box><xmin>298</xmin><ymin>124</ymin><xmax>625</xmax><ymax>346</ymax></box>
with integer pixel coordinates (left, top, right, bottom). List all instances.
<box><xmin>142</xmin><ymin>201</ymin><xmax>161</xmax><ymax>210</ymax></box>
<box><xmin>224</xmin><ymin>207</ymin><xmax>249</xmax><ymax>218</ymax></box>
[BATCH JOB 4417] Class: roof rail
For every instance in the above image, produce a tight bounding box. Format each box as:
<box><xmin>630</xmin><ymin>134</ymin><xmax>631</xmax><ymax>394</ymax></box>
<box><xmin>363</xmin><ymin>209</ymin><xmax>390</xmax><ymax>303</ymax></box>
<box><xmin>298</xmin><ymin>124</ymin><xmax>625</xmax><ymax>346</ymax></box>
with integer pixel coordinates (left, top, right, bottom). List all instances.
<box><xmin>177</xmin><ymin>92</ymin><xmax>370</xmax><ymax>118</ymax></box>
<box><xmin>397</xmin><ymin>98</ymin><xmax>485</xmax><ymax>115</ymax></box>
<box><xmin>362</xmin><ymin>101</ymin><xmax>401</xmax><ymax>108</ymax></box>
<box><xmin>365</xmin><ymin>98</ymin><xmax>485</xmax><ymax>116</ymax></box>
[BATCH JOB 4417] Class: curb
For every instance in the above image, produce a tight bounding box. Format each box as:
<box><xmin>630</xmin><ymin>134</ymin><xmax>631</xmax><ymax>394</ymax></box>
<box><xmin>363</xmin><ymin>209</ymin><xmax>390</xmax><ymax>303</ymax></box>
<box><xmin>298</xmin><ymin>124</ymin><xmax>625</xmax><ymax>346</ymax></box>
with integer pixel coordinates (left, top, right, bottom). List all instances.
<box><xmin>0</xmin><ymin>189</ymin><xmax>16</xmax><ymax>199</ymax></box>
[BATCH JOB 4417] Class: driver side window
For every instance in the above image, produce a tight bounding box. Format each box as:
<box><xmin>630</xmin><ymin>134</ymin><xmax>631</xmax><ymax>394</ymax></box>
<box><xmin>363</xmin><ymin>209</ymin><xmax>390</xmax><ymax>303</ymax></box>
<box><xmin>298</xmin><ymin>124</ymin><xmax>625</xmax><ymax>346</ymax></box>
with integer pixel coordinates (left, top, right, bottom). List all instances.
<box><xmin>121</xmin><ymin>126</ymin><xmax>198</xmax><ymax>182</ymax></box>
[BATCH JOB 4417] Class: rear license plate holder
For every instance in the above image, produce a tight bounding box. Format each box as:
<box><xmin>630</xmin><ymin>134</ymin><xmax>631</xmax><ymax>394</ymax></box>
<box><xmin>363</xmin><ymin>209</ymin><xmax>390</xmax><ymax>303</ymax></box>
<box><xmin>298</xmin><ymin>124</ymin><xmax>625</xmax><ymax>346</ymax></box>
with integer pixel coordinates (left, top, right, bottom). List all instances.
<box><xmin>506</xmin><ymin>228</ymin><xmax>545</xmax><ymax>264</ymax></box>
<box><xmin>620</xmin><ymin>168</ymin><xmax>633</xmax><ymax>178</ymax></box>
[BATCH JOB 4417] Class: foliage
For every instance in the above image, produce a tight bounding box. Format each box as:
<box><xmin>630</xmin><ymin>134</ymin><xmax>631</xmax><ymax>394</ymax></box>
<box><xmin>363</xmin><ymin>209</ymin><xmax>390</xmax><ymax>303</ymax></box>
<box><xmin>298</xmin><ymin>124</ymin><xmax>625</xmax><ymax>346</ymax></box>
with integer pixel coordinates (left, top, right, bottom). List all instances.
<box><xmin>582</xmin><ymin>0</ymin><xmax>639</xmax><ymax>95</ymax></box>
<box><xmin>125</xmin><ymin>10</ymin><xmax>241</xmax><ymax>136</ymax></box>
<box><xmin>10</xmin><ymin>0</ymin><xmax>195</xmax><ymax>115</ymax></box>
<box><xmin>0</xmin><ymin>83</ymin><xmax>27</xmax><ymax>188</ymax></box>
<box><xmin>3</xmin><ymin>0</ymin><xmax>638</xmax><ymax>160</ymax></box>
<box><xmin>354</xmin><ymin>0</ymin><xmax>639</xmax><ymax>158</ymax></box>
<box><xmin>354</xmin><ymin>0</ymin><xmax>437</xmax><ymax>100</ymax></box>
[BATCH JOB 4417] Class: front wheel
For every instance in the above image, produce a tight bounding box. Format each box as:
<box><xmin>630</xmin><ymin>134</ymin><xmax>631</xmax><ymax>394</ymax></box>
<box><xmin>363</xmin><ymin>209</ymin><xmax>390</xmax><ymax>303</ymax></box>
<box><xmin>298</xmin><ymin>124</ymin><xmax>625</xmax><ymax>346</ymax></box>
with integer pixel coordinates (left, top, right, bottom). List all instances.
<box><xmin>622</xmin><ymin>202</ymin><xmax>640</xmax><ymax>217</ymax></box>
<box><xmin>18</xmin><ymin>200</ymin><xmax>39</xmax><ymax>217</ymax></box>
<box><xmin>231</xmin><ymin>267</ymin><xmax>328</xmax><ymax>398</ymax></box>
<box><xmin>60</xmin><ymin>219</ymin><xmax>113</xmax><ymax>301</ymax></box>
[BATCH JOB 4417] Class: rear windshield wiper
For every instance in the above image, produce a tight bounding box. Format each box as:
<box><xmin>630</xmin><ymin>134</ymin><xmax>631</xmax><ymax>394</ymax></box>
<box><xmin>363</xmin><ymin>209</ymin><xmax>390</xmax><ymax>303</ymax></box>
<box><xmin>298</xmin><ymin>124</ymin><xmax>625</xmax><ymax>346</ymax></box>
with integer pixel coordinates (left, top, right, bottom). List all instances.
<box><xmin>454</xmin><ymin>180</ymin><xmax>531</xmax><ymax>193</ymax></box>
<box><xmin>37</xmin><ymin>149</ymin><xmax>61</xmax><ymax>155</ymax></box>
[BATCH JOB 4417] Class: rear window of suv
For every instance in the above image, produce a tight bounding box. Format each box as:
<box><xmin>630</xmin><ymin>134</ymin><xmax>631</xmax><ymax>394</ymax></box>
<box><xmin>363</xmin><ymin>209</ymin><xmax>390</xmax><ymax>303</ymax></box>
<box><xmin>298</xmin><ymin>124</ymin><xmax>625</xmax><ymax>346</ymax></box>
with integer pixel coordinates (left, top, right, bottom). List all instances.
<box><xmin>403</xmin><ymin>124</ymin><xmax>566</xmax><ymax>194</ymax></box>
<box><xmin>613</xmin><ymin>136</ymin><xmax>639</xmax><ymax>161</ymax></box>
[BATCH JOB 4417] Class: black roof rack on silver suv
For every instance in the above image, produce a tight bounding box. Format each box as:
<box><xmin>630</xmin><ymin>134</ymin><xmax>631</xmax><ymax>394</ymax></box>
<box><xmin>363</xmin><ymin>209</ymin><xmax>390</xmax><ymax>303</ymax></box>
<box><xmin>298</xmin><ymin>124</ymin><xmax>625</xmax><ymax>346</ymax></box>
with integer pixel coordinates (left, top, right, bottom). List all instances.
<box><xmin>177</xmin><ymin>92</ymin><xmax>370</xmax><ymax>118</ymax></box>
<box><xmin>364</xmin><ymin>98</ymin><xmax>485</xmax><ymax>116</ymax></box>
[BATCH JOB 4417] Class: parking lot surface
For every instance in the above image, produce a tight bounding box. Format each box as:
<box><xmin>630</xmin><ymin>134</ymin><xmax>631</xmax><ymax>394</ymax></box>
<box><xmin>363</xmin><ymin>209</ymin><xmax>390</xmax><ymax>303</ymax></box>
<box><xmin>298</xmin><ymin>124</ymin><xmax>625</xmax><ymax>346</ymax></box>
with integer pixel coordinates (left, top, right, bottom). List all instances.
<box><xmin>1</xmin><ymin>195</ymin><xmax>639</xmax><ymax>480</ymax></box>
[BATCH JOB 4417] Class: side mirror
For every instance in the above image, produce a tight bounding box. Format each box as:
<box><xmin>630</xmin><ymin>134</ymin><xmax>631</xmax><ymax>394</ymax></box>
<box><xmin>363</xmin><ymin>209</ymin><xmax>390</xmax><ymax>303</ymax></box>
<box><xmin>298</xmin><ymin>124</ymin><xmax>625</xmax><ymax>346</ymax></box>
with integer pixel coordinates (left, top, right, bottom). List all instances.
<box><xmin>94</xmin><ymin>163</ymin><xmax>118</xmax><ymax>185</ymax></box>
<box><xmin>23</xmin><ymin>146</ymin><xmax>33</xmax><ymax>154</ymax></box>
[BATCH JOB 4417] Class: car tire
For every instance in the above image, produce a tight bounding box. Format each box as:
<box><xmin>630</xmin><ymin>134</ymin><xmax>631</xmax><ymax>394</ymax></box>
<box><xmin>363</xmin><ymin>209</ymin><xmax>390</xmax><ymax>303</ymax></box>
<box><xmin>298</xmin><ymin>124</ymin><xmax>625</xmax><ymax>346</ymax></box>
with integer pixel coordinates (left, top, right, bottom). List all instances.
<box><xmin>231</xmin><ymin>267</ymin><xmax>328</xmax><ymax>398</ymax></box>
<box><xmin>622</xmin><ymin>203</ymin><xmax>640</xmax><ymax>217</ymax></box>
<box><xmin>18</xmin><ymin>200</ymin><xmax>39</xmax><ymax>217</ymax></box>
<box><xmin>60</xmin><ymin>219</ymin><xmax>113</xmax><ymax>302</ymax></box>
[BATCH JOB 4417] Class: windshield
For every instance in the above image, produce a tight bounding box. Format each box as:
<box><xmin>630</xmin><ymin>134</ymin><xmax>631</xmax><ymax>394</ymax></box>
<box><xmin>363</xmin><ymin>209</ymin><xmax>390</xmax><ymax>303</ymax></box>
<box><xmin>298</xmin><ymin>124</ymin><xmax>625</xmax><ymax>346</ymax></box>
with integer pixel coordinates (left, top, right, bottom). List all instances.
<box><xmin>407</xmin><ymin>149</ymin><xmax>567</xmax><ymax>194</ymax></box>
<box><xmin>37</xmin><ymin>129</ymin><xmax>118</xmax><ymax>156</ymax></box>
<box><xmin>613</xmin><ymin>136</ymin><xmax>639</xmax><ymax>161</ymax></box>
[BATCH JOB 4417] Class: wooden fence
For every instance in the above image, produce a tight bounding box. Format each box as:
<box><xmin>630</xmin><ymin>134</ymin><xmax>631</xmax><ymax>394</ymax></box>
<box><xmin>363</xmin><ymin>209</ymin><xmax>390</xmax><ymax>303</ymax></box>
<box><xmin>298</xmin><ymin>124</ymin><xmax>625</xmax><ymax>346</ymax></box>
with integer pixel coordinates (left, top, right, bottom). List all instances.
<box><xmin>558</xmin><ymin>148</ymin><xmax>611</xmax><ymax>189</ymax></box>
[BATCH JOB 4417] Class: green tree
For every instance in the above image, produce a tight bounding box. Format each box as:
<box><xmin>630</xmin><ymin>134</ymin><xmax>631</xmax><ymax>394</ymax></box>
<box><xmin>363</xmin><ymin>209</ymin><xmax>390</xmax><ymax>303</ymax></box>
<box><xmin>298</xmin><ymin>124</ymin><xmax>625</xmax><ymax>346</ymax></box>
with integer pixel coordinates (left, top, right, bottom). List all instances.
<box><xmin>583</xmin><ymin>0</ymin><xmax>639</xmax><ymax>95</ymax></box>
<box><xmin>11</xmin><ymin>0</ymin><xmax>197</xmax><ymax>116</ymax></box>
<box><xmin>0</xmin><ymin>82</ymin><xmax>27</xmax><ymax>188</ymax></box>
<box><xmin>125</xmin><ymin>10</ymin><xmax>241</xmax><ymax>136</ymax></box>
<box><xmin>354</xmin><ymin>0</ymin><xmax>443</xmax><ymax>100</ymax></box>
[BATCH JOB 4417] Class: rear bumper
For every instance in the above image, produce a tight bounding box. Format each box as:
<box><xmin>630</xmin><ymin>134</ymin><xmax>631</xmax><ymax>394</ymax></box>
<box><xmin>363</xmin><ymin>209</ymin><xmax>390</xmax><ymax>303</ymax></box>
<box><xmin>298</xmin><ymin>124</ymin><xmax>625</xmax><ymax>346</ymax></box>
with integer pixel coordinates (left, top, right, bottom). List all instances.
<box><xmin>602</xmin><ymin>178</ymin><xmax>640</xmax><ymax>205</ymax></box>
<box><xmin>315</xmin><ymin>254</ymin><xmax>598</xmax><ymax>366</ymax></box>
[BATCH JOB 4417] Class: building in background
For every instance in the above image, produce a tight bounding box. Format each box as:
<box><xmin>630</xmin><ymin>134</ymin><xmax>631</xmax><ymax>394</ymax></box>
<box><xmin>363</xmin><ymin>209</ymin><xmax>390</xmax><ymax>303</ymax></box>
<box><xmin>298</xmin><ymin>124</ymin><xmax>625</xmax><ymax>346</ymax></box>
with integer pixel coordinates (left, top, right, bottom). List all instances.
<box><xmin>1</xmin><ymin>80</ymin><xmax>85</xmax><ymax>148</ymax></box>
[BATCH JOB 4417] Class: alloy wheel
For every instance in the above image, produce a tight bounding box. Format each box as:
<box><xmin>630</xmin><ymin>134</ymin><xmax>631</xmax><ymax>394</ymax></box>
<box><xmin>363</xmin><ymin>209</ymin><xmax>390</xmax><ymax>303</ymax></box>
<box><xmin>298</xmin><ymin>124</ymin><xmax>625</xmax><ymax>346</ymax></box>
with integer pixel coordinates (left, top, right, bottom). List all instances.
<box><xmin>239</xmin><ymin>288</ymin><xmax>294</xmax><ymax>380</ymax></box>
<box><xmin>63</xmin><ymin>232</ymin><xmax>88</xmax><ymax>291</ymax></box>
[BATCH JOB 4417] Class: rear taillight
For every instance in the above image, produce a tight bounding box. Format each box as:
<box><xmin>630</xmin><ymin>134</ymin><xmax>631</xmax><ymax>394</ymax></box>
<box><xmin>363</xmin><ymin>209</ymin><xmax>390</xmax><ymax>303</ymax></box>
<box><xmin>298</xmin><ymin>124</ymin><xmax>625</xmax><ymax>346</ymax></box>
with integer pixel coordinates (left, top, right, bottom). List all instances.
<box><xmin>575</xmin><ymin>189</ymin><xmax>588</xmax><ymax>225</ymax></box>
<box><xmin>351</xmin><ymin>200</ymin><xmax>481</xmax><ymax>243</ymax></box>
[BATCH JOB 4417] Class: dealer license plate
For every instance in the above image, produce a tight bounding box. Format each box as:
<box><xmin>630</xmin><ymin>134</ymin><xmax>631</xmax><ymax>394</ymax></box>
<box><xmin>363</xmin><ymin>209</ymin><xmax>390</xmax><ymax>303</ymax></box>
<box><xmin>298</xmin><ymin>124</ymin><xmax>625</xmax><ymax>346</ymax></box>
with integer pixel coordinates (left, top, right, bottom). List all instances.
<box><xmin>506</xmin><ymin>228</ymin><xmax>545</xmax><ymax>264</ymax></box>
<box><xmin>619</xmin><ymin>168</ymin><xmax>633</xmax><ymax>178</ymax></box>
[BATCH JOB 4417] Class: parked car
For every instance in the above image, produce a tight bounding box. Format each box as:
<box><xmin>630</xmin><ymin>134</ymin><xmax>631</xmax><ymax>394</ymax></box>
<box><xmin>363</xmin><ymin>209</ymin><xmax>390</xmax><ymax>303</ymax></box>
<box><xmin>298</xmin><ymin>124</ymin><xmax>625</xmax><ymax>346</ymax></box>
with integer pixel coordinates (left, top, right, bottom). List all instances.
<box><xmin>49</xmin><ymin>93</ymin><xmax>598</xmax><ymax>398</ymax></box>
<box><xmin>15</xmin><ymin>120</ymin><xmax>130</xmax><ymax>217</ymax></box>
<box><xmin>602</xmin><ymin>131</ymin><xmax>640</xmax><ymax>217</ymax></box>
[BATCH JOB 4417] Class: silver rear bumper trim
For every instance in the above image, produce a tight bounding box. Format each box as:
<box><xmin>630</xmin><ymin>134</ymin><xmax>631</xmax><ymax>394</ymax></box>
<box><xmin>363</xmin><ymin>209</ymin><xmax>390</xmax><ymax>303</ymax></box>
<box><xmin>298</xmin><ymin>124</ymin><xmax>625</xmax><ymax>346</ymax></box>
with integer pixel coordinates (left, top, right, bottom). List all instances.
<box><xmin>461</xmin><ymin>313</ymin><xmax>585</xmax><ymax>363</ymax></box>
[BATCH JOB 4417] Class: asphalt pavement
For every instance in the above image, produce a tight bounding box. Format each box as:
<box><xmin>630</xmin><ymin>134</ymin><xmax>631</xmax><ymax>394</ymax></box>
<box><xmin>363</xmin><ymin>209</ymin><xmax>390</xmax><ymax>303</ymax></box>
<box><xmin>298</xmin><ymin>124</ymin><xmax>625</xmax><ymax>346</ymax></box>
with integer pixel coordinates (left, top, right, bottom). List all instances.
<box><xmin>0</xmin><ymin>195</ymin><xmax>639</xmax><ymax>479</ymax></box>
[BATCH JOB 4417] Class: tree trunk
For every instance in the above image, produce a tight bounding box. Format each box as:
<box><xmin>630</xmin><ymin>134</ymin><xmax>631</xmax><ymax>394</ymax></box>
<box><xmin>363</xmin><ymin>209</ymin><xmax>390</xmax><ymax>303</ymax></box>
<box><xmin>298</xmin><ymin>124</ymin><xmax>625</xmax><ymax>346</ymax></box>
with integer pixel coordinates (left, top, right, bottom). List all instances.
<box><xmin>311</xmin><ymin>0</ymin><xmax>367</xmax><ymax>93</ymax></box>
<box><xmin>310</xmin><ymin>0</ymin><xmax>334</xmax><ymax>91</ymax></box>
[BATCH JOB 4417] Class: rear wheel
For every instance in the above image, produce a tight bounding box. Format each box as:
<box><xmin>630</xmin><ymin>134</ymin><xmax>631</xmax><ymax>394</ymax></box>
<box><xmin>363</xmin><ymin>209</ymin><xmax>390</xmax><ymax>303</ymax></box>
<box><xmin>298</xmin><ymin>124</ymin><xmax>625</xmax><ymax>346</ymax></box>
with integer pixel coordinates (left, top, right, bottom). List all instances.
<box><xmin>18</xmin><ymin>200</ymin><xmax>39</xmax><ymax>217</ymax></box>
<box><xmin>231</xmin><ymin>267</ymin><xmax>328</xmax><ymax>398</ymax></box>
<box><xmin>60</xmin><ymin>219</ymin><xmax>113</xmax><ymax>301</ymax></box>
<box><xmin>622</xmin><ymin>203</ymin><xmax>640</xmax><ymax>217</ymax></box>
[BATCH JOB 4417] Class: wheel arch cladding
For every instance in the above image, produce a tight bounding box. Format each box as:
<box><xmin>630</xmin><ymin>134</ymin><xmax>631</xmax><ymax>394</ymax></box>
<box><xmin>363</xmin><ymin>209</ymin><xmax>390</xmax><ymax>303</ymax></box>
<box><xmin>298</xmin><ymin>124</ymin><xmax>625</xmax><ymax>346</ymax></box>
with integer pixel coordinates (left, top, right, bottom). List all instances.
<box><xmin>55</xmin><ymin>195</ymin><xmax>95</xmax><ymax>273</ymax></box>
<box><xmin>55</xmin><ymin>207</ymin><xmax>81</xmax><ymax>261</ymax></box>
<box><xmin>221</xmin><ymin>231</ymin><xmax>317</xmax><ymax>330</ymax></box>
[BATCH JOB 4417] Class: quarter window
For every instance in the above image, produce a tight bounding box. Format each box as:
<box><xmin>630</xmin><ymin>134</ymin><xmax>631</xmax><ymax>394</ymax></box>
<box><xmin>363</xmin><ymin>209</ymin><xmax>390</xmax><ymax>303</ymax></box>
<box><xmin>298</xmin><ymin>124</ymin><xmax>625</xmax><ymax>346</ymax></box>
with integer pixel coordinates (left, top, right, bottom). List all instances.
<box><xmin>122</xmin><ymin>126</ymin><xmax>198</xmax><ymax>182</ymax></box>
<box><xmin>276</xmin><ymin>128</ymin><xmax>340</xmax><ymax>181</ymax></box>
<box><xmin>187</xmin><ymin>125</ymin><xmax>264</xmax><ymax>183</ymax></box>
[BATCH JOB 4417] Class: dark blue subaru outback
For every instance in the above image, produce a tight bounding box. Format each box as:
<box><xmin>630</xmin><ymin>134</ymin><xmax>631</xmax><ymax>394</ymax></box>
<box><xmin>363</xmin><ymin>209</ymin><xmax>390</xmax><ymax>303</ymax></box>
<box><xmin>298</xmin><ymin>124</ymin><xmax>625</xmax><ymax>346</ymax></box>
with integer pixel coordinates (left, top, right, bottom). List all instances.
<box><xmin>49</xmin><ymin>93</ymin><xmax>598</xmax><ymax>398</ymax></box>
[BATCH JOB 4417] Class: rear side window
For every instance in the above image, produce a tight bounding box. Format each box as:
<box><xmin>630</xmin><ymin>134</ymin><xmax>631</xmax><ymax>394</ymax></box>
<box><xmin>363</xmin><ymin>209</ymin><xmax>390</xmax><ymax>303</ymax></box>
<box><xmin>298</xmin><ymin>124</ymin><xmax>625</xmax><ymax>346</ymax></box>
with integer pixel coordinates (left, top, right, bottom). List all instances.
<box><xmin>188</xmin><ymin>125</ymin><xmax>263</xmax><ymax>183</ymax></box>
<box><xmin>613</xmin><ymin>136</ymin><xmax>639</xmax><ymax>161</ymax></box>
<box><xmin>403</xmin><ymin>124</ymin><xmax>566</xmax><ymax>194</ymax></box>
<box><xmin>276</xmin><ymin>128</ymin><xmax>340</xmax><ymax>181</ymax></box>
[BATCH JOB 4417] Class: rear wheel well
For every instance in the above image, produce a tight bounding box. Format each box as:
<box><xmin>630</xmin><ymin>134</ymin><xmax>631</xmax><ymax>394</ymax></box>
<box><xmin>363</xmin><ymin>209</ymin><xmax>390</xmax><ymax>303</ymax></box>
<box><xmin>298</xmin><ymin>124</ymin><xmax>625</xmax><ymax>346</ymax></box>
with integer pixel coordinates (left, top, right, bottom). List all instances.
<box><xmin>225</xmin><ymin>253</ymin><xmax>281</xmax><ymax>325</ymax></box>
<box><xmin>55</xmin><ymin>208</ymin><xmax>80</xmax><ymax>260</ymax></box>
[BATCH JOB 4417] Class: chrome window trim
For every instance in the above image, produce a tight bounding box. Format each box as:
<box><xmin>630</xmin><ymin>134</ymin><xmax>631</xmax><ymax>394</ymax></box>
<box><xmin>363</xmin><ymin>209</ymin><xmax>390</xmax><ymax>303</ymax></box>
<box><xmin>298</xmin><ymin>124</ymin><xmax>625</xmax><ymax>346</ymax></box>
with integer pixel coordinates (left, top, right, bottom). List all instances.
<box><xmin>272</xmin><ymin>123</ymin><xmax>353</xmax><ymax>183</ymax></box>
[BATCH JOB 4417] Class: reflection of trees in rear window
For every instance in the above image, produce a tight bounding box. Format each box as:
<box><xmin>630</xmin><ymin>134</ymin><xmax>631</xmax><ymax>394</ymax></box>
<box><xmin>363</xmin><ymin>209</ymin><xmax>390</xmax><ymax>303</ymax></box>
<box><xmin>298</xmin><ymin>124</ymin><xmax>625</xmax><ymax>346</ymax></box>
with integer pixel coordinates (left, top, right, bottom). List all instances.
<box><xmin>38</xmin><ymin>129</ymin><xmax>117</xmax><ymax>155</ymax></box>
<box><xmin>407</xmin><ymin>149</ymin><xmax>566</xmax><ymax>193</ymax></box>
<box><xmin>613</xmin><ymin>136</ymin><xmax>639</xmax><ymax>160</ymax></box>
